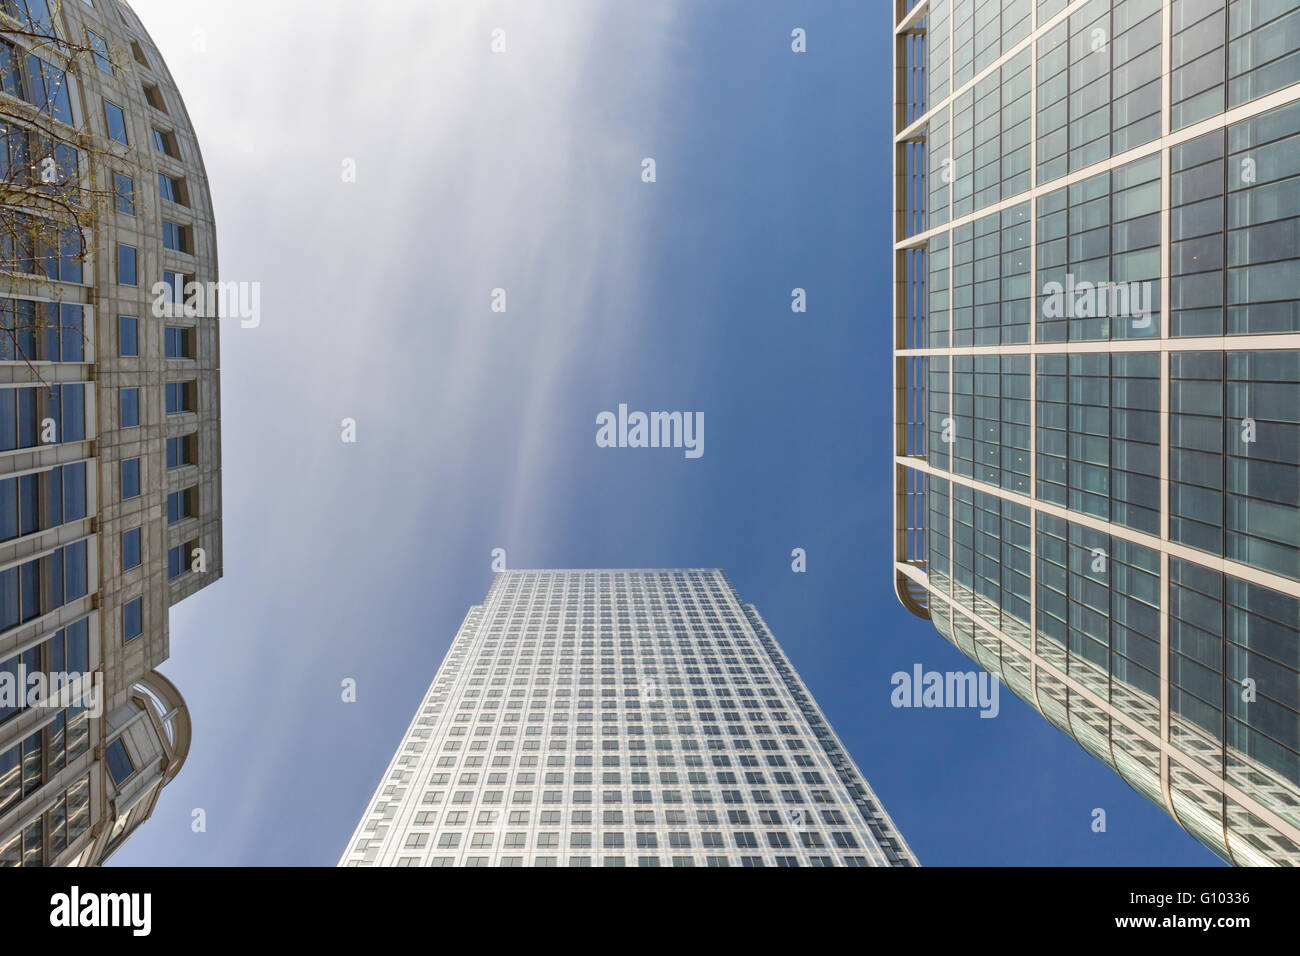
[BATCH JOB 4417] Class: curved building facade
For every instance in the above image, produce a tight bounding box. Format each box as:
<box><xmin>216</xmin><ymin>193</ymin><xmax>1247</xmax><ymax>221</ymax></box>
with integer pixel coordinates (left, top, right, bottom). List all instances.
<box><xmin>893</xmin><ymin>0</ymin><xmax>1300</xmax><ymax>864</ymax></box>
<box><xmin>0</xmin><ymin>0</ymin><xmax>220</xmax><ymax>866</ymax></box>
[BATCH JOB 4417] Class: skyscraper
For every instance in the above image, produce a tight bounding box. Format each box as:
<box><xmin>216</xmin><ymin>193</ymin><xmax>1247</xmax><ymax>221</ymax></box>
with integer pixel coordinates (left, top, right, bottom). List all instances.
<box><xmin>893</xmin><ymin>0</ymin><xmax>1300</xmax><ymax>864</ymax></box>
<box><xmin>341</xmin><ymin>570</ymin><xmax>915</xmax><ymax>867</ymax></box>
<box><xmin>0</xmin><ymin>0</ymin><xmax>220</xmax><ymax>865</ymax></box>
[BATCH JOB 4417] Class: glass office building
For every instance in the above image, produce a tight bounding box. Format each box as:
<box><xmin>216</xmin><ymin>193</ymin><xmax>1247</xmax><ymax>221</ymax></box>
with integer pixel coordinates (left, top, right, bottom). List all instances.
<box><xmin>893</xmin><ymin>0</ymin><xmax>1300</xmax><ymax>864</ymax></box>
<box><xmin>0</xmin><ymin>0</ymin><xmax>221</xmax><ymax>865</ymax></box>
<box><xmin>341</xmin><ymin>570</ymin><xmax>916</xmax><ymax>867</ymax></box>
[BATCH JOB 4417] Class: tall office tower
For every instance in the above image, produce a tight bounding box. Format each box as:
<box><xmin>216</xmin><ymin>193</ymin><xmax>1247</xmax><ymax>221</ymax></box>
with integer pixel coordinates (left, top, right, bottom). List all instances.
<box><xmin>0</xmin><ymin>0</ymin><xmax>220</xmax><ymax>865</ymax></box>
<box><xmin>341</xmin><ymin>570</ymin><xmax>916</xmax><ymax>867</ymax></box>
<box><xmin>892</xmin><ymin>0</ymin><xmax>1300</xmax><ymax>864</ymax></box>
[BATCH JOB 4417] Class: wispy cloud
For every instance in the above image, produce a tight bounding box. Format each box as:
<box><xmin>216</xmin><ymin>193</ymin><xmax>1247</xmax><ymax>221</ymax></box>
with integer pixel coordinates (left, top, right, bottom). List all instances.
<box><xmin>115</xmin><ymin>0</ymin><xmax>686</xmax><ymax>864</ymax></box>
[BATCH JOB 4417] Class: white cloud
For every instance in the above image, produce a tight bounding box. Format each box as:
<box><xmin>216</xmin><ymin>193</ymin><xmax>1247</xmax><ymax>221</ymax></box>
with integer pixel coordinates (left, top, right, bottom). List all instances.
<box><xmin>112</xmin><ymin>0</ymin><xmax>684</xmax><ymax>864</ymax></box>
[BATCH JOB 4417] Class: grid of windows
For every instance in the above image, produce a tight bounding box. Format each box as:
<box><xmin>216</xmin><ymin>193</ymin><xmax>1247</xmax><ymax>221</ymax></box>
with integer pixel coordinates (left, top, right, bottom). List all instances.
<box><xmin>0</xmin><ymin>300</ymin><xmax>84</xmax><ymax>363</ymax></box>
<box><xmin>1036</xmin><ymin>153</ymin><xmax>1163</xmax><ymax>342</ymax></box>
<box><xmin>1170</xmin><ymin>559</ymin><xmax>1300</xmax><ymax>828</ymax></box>
<box><xmin>952</xmin><ymin>353</ymin><xmax>1031</xmax><ymax>490</ymax></box>
<box><xmin>342</xmin><ymin>571</ymin><xmax>915</xmax><ymax>868</ymax></box>
<box><xmin>0</xmin><ymin>0</ymin><xmax>220</xmax><ymax>869</ymax></box>
<box><xmin>0</xmin><ymin>539</ymin><xmax>89</xmax><ymax>635</ymax></box>
<box><xmin>951</xmin><ymin>203</ymin><xmax>1032</xmax><ymax>346</ymax></box>
<box><xmin>896</xmin><ymin>0</ymin><xmax>1300</xmax><ymax>864</ymax></box>
<box><xmin>1172</xmin><ymin>101</ymin><xmax>1300</xmax><ymax>337</ymax></box>
<box><xmin>0</xmin><ymin>385</ymin><xmax>86</xmax><ymax>448</ymax></box>
<box><xmin>1036</xmin><ymin>352</ymin><xmax>1160</xmax><ymax>533</ymax></box>
<box><xmin>1171</xmin><ymin>0</ymin><xmax>1300</xmax><ymax>131</ymax></box>
<box><xmin>1170</xmin><ymin>350</ymin><xmax>1300</xmax><ymax>578</ymax></box>
<box><xmin>0</xmin><ymin>461</ymin><xmax>88</xmax><ymax>543</ymax></box>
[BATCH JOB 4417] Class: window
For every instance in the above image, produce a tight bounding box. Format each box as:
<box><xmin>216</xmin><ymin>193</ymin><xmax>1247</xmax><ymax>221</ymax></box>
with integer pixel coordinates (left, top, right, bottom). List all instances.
<box><xmin>113</xmin><ymin>172</ymin><xmax>134</xmax><ymax>214</ymax></box>
<box><xmin>166</xmin><ymin>435</ymin><xmax>194</xmax><ymax>469</ymax></box>
<box><xmin>151</xmin><ymin>127</ymin><xmax>178</xmax><ymax>158</ymax></box>
<box><xmin>161</xmin><ymin>220</ymin><xmax>189</xmax><ymax>253</ymax></box>
<box><xmin>164</xmin><ymin>326</ymin><xmax>192</xmax><ymax>359</ymax></box>
<box><xmin>1</xmin><ymin>215</ymin><xmax>85</xmax><ymax>284</ymax></box>
<box><xmin>165</xmin><ymin>381</ymin><xmax>194</xmax><ymax>414</ymax></box>
<box><xmin>119</xmin><ymin>387</ymin><xmax>139</xmax><ymax>427</ymax></box>
<box><xmin>103</xmin><ymin>100</ymin><xmax>128</xmax><ymax>145</ymax></box>
<box><xmin>19</xmin><ymin>540</ymin><xmax>84</xmax><ymax>630</ymax></box>
<box><xmin>5</xmin><ymin>0</ymin><xmax>54</xmax><ymax>33</ymax></box>
<box><xmin>116</xmin><ymin>243</ymin><xmax>136</xmax><ymax>286</ymax></box>
<box><xmin>104</xmin><ymin>739</ymin><xmax>134</xmax><ymax>786</ymax></box>
<box><xmin>123</xmin><ymin>597</ymin><xmax>142</xmax><ymax>643</ymax></box>
<box><xmin>0</xmin><ymin>301</ymin><xmax>83</xmax><ymax>363</ymax></box>
<box><xmin>158</xmin><ymin>172</ymin><xmax>185</xmax><ymax>205</ymax></box>
<box><xmin>162</xmin><ymin>271</ymin><xmax>187</xmax><ymax>307</ymax></box>
<box><xmin>26</xmin><ymin>54</ymin><xmax>72</xmax><ymax>123</ymax></box>
<box><xmin>34</xmin><ymin>138</ymin><xmax>77</xmax><ymax>189</ymax></box>
<box><xmin>120</xmin><ymin>458</ymin><xmax>140</xmax><ymax>499</ymax></box>
<box><xmin>118</xmin><ymin>316</ymin><xmax>137</xmax><ymax>357</ymax></box>
<box><xmin>142</xmin><ymin>83</ymin><xmax>166</xmax><ymax>113</ymax></box>
<box><xmin>0</xmin><ymin>384</ymin><xmax>84</xmax><ymax>450</ymax></box>
<box><xmin>167</xmin><ymin>542</ymin><xmax>193</xmax><ymax>580</ymax></box>
<box><xmin>166</xmin><ymin>488</ymin><xmax>195</xmax><ymax>525</ymax></box>
<box><xmin>0</xmin><ymin>40</ymin><xmax>18</xmax><ymax>101</ymax></box>
<box><xmin>87</xmin><ymin>30</ymin><xmax>112</xmax><ymax>73</ymax></box>
<box><xmin>121</xmin><ymin>527</ymin><xmax>141</xmax><ymax>570</ymax></box>
<box><xmin>0</xmin><ymin>462</ymin><xmax>84</xmax><ymax>544</ymax></box>
<box><xmin>130</xmin><ymin>40</ymin><xmax>148</xmax><ymax>68</ymax></box>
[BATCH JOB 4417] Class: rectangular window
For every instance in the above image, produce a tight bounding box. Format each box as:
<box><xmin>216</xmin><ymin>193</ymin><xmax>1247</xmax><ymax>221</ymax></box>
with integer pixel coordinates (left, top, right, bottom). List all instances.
<box><xmin>158</xmin><ymin>172</ymin><xmax>185</xmax><ymax>205</ymax></box>
<box><xmin>0</xmin><ymin>385</ymin><xmax>85</xmax><ymax>449</ymax></box>
<box><xmin>151</xmin><ymin>127</ymin><xmax>177</xmax><ymax>158</ymax></box>
<box><xmin>59</xmin><ymin>383</ymin><xmax>84</xmax><ymax>442</ymax></box>
<box><xmin>0</xmin><ymin>39</ymin><xmax>23</xmax><ymax>99</ymax></box>
<box><xmin>167</xmin><ymin>542</ymin><xmax>196</xmax><ymax>580</ymax></box>
<box><xmin>142</xmin><ymin>83</ymin><xmax>166</xmax><ymax>113</ymax></box>
<box><xmin>116</xmin><ymin>243</ymin><xmax>136</xmax><ymax>286</ymax></box>
<box><xmin>27</xmin><ymin>55</ymin><xmax>72</xmax><ymax>123</ymax></box>
<box><xmin>121</xmin><ymin>528</ymin><xmax>141</xmax><ymax>570</ymax></box>
<box><xmin>9</xmin><ymin>0</ymin><xmax>54</xmax><ymax>33</ymax></box>
<box><xmin>104</xmin><ymin>739</ymin><xmax>134</xmax><ymax>786</ymax></box>
<box><xmin>164</xmin><ymin>326</ymin><xmax>191</xmax><ymax>358</ymax></box>
<box><xmin>165</xmin><ymin>381</ymin><xmax>194</xmax><ymax>414</ymax></box>
<box><xmin>162</xmin><ymin>270</ymin><xmax>186</xmax><ymax>306</ymax></box>
<box><xmin>165</xmin><ymin>435</ymin><xmax>195</xmax><ymax>470</ymax></box>
<box><xmin>0</xmin><ymin>301</ymin><xmax>83</xmax><ymax>364</ymax></box>
<box><xmin>123</xmin><ymin>597</ymin><xmax>143</xmax><ymax>643</ymax></box>
<box><xmin>161</xmin><ymin>220</ymin><xmax>189</xmax><ymax>253</ymax></box>
<box><xmin>59</xmin><ymin>304</ymin><xmax>83</xmax><ymax>363</ymax></box>
<box><xmin>113</xmin><ymin>172</ymin><xmax>134</xmax><ymax>214</ymax></box>
<box><xmin>120</xmin><ymin>458</ymin><xmax>140</xmax><ymax>499</ymax></box>
<box><xmin>103</xmin><ymin>100</ymin><xmax>128</xmax><ymax>145</ymax></box>
<box><xmin>119</xmin><ymin>387</ymin><xmax>139</xmax><ymax>427</ymax></box>
<box><xmin>0</xmin><ymin>541</ymin><xmax>84</xmax><ymax>635</ymax></box>
<box><xmin>166</xmin><ymin>487</ymin><xmax>195</xmax><ymax>525</ymax></box>
<box><xmin>34</xmin><ymin>138</ymin><xmax>78</xmax><ymax>190</ymax></box>
<box><xmin>118</xmin><ymin>316</ymin><xmax>137</xmax><ymax>357</ymax></box>
<box><xmin>62</xmin><ymin>462</ymin><xmax>86</xmax><ymax>522</ymax></box>
<box><xmin>87</xmin><ymin>30</ymin><xmax>112</xmax><ymax>74</ymax></box>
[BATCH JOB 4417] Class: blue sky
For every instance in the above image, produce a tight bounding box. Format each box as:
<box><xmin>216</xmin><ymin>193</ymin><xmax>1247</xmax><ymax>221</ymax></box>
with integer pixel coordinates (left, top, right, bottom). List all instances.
<box><xmin>111</xmin><ymin>0</ymin><xmax>1218</xmax><ymax>866</ymax></box>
